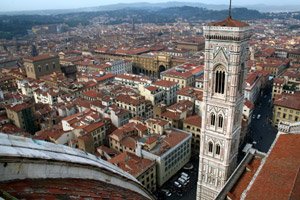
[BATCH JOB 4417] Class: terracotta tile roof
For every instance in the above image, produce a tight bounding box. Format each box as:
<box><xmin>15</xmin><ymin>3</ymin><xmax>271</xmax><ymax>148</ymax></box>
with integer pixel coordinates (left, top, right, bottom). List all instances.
<box><xmin>0</xmin><ymin>178</ymin><xmax>148</xmax><ymax>200</ymax></box>
<box><xmin>244</xmin><ymin>100</ymin><xmax>254</xmax><ymax>110</ymax></box>
<box><xmin>5</xmin><ymin>102</ymin><xmax>32</xmax><ymax>112</ymax></box>
<box><xmin>245</xmin><ymin>72</ymin><xmax>260</xmax><ymax>86</ymax></box>
<box><xmin>83</xmin><ymin>121</ymin><xmax>105</xmax><ymax>133</ymax></box>
<box><xmin>177</xmin><ymin>86</ymin><xmax>203</xmax><ymax>100</ymax></box>
<box><xmin>97</xmin><ymin>145</ymin><xmax>120</xmax><ymax>156</ymax></box>
<box><xmin>228</xmin><ymin>157</ymin><xmax>262</xmax><ymax>200</ymax></box>
<box><xmin>161</xmin><ymin>110</ymin><xmax>181</xmax><ymax>120</ymax></box>
<box><xmin>120</xmin><ymin>136</ymin><xmax>137</xmax><ymax>150</ymax></box>
<box><xmin>145</xmin><ymin>136</ymin><xmax>159</xmax><ymax>145</ymax></box>
<box><xmin>153</xmin><ymin>80</ymin><xmax>177</xmax><ymax>88</ymax></box>
<box><xmin>274</xmin><ymin>94</ymin><xmax>300</xmax><ymax>110</ymax></box>
<box><xmin>24</xmin><ymin>54</ymin><xmax>58</xmax><ymax>62</ymax></box>
<box><xmin>167</xmin><ymin>100</ymin><xmax>194</xmax><ymax>112</ymax></box>
<box><xmin>209</xmin><ymin>17</ymin><xmax>249</xmax><ymax>27</ymax></box>
<box><xmin>116</xmin><ymin>94</ymin><xmax>146</xmax><ymax>106</ymax></box>
<box><xmin>163</xmin><ymin>129</ymin><xmax>190</xmax><ymax>148</ymax></box>
<box><xmin>146</xmin><ymin>118</ymin><xmax>169</xmax><ymax>127</ymax></box>
<box><xmin>245</xmin><ymin>134</ymin><xmax>300</xmax><ymax>200</ymax></box>
<box><xmin>145</xmin><ymin>85</ymin><xmax>159</xmax><ymax>92</ymax></box>
<box><xmin>109</xmin><ymin>151</ymin><xmax>155</xmax><ymax>178</ymax></box>
<box><xmin>34</xmin><ymin>127</ymin><xmax>65</xmax><ymax>141</ymax></box>
<box><xmin>273</xmin><ymin>77</ymin><xmax>285</xmax><ymax>85</ymax></box>
<box><xmin>0</xmin><ymin>123</ymin><xmax>30</xmax><ymax>137</ymax></box>
<box><xmin>110</xmin><ymin>122</ymin><xmax>137</xmax><ymax>141</ymax></box>
<box><xmin>184</xmin><ymin>115</ymin><xmax>201</xmax><ymax>127</ymax></box>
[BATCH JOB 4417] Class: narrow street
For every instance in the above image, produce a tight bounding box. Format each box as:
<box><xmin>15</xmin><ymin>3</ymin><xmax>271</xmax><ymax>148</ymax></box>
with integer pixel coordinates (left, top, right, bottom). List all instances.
<box><xmin>247</xmin><ymin>86</ymin><xmax>278</xmax><ymax>153</ymax></box>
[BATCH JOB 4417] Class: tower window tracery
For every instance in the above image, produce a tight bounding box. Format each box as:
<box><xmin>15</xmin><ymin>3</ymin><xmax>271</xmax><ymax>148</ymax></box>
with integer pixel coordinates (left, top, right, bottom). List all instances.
<box><xmin>208</xmin><ymin>142</ymin><xmax>213</xmax><ymax>153</ymax></box>
<box><xmin>218</xmin><ymin>115</ymin><xmax>224</xmax><ymax>128</ymax></box>
<box><xmin>210</xmin><ymin>113</ymin><xmax>216</xmax><ymax>126</ymax></box>
<box><xmin>216</xmin><ymin>144</ymin><xmax>221</xmax><ymax>155</ymax></box>
<box><xmin>214</xmin><ymin>65</ymin><xmax>226</xmax><ymax>94</ymax></box>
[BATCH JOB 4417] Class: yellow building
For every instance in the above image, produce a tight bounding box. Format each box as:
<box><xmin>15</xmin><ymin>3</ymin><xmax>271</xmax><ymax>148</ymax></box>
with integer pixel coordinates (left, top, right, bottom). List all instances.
<box><xmin>183</xmin><ymin>115</ymin><xmax>202</xmax><ymax>154</ymax></box>
<box><xmin>273</xmin><ymin>94</ymin><xmax>300</xmax><ymax>127</ymax></box>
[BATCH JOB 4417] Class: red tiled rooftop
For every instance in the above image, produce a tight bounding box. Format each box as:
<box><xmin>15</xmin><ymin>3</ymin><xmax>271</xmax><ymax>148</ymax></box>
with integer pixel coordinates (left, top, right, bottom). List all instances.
<box><xmin>245</xmin><ymin>134</ymin><xmax>300</xmax><ymax>200</ymax></box>
<box><xmin>0</xmin><ymin>178</ymin><xmax>148</xmax><ymax>200</ymax></box>
<box><xmin>109</xmin><ymin>152</ymin><xmax>155</xmax><ymax>177</ymax></box>
<box><xmin>184</xmin><ymin>115</ymin><xmax>202</xmax><ymax>127</ymax></box>
<box><xmin>5</xmin><ymin>102</ymin><xmax>32</xmax><ymax>112</ymax></box>
<box><xmin>163</xmin><ymin>130</ymin><xmax>189</xmax><ymax>148</ymax></box>
<box><xmin>153</xmin><ymin>80</ymin><xmax>177</xmax><ymax>88</ymax></box>
<box><xmin>244</xmin><ymin>100</ymin><xmax>254</xmax><ymax>110</ymax></box>
<box><xmin>209</xmin><ymin>17</ymin><xmax>249</xmax><ymax>27</ymax></box>
<box><xmin>274</xmin><ymin>94</ymin><xmax>300</xmax><ymax>110</ymax></box>
<box><xmin>24</xmin><ymin>54</ymin><xmax>58</xmax><ymax>62</ymax></box>
<box><xmin>228</xmin><ymin>157</ymin><xmax>262</xmax><ymax>200</ymax></box>
<box><xmin>83</xmin><ymin>121</ymin><xmax>105</xmax><ymax>133</ymax></box>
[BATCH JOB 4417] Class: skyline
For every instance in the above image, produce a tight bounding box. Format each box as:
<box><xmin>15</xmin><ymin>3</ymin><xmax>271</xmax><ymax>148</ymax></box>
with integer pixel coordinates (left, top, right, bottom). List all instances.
<box><xmin>1</xmin><ymin>0</ymin><xmax>300</xmax><ymax>12</ymax></box>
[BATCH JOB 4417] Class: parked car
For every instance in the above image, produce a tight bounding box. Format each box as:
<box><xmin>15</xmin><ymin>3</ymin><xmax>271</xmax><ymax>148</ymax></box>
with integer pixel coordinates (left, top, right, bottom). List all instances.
<box><xmin>257</xmin><ymin>114</ymin><xmax>261</xmax><ymax>119</ymax></box>
<box><xmin>181</xmin><ymin>175</ymin><xmax>190</xmax><ymax>181</ymax></box>
<box><xmin>178</xmin><ymin>177</ymin><xmax>188</xmax><ymax>185</ymax></box>
<box><xmin>174</xmin><ymin>181</ymin><xmax>182</xmax><ymax>188</ymax></box>
<box><xmin>181</xmin><ymin>172</ymin><xmax>189</xmax><ymax>177</ymax></box>
<box><xmin>165</xmin><ymin>191</ymin><xmax>171</xmax><ymax>197</ymax></box>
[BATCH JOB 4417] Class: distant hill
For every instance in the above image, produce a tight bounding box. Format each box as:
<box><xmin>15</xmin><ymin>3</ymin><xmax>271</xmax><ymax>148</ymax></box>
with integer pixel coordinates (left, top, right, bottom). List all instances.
<box><xmin>1</xmin><ymin>1</ymin><xmax>299</xmax><ymax>15</ymax></box>
<box><xmin>0</xmin><ymin>6</ymin><xmax>298</xmax><ymax>40</ymax></box>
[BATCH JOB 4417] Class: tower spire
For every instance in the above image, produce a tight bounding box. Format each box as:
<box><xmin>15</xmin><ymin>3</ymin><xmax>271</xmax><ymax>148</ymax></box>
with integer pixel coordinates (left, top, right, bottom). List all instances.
<box><xmin>229</xmin><ymin>0</ymin><xmax>232</xmax><ymax>18</ymax></box>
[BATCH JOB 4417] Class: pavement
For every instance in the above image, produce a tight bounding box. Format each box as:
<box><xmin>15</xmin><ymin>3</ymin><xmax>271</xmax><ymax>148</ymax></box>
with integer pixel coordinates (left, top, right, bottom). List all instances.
<box><xmin>247</xmin><ymin>86</ymin><xmax>278</xmax><ymax>153</ymax></box>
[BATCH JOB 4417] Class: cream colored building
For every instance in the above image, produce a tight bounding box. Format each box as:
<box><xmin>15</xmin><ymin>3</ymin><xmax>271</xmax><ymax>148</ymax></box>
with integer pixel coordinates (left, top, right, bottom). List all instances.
<box><xmin>153</xmin><ymin>80</ymin><xmax>179</xmax><ymax>106</ymax></box>
<box><xmin>161</xmin><ymin>67</ymin><xmax>195</xmax><ymax>89</ymax></box>
<box><xmin>145</xmin><ymin>118</ymin><xmax>169</xmax><ymax>135</ymax></box>
<box><xmin>62</xmin><ymin>109</ymin><xmax>106</xmax><ymax>148</ymax></box>
<box><xmin>138</xmin><ymin>85</ymin><xmax>165</xmax><ymax>105</ymax></box>
<box><xmin>115</xmin><ymin>94</ymin><xmax>150</xmax><ymax>119</ymax></box>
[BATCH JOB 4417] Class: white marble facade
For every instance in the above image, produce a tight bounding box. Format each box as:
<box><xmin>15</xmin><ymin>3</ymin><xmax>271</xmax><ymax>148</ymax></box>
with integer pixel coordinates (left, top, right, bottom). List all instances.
<box><xmin>197</xmin><ymin>23</ymin><xmax>251</xmax><ymax>200</ymax></box>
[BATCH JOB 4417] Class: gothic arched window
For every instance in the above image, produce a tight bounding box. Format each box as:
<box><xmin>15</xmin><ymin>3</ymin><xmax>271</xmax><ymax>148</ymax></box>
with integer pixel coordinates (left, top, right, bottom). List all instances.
<box><xmin>208</xmin><ymin>142</ymin><xmax>213</xmax><ymax>153</ymax></box>
<box><xmin>211</xmin><ymin>113</ymin><xmax>216</xmax><ymax>126</ymax></box>
<box><xmin>214</xmin><ymin>65</ymin><xmax>226</xmax><ymax>94</ymax></box>
<box><xmin>216</xmin><ymin>144</ymin><xmax>221</xmax><ymax>155</ymax></box>
<box><xmin>218</xmin><ymin>115</ymin><xmax>223</xmax><ymax>128</ymax></box>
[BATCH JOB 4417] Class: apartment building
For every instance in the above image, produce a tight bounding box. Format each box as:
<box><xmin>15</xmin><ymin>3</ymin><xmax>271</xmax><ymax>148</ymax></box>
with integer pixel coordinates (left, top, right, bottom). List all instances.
<box><xmin>152</xmin><ymin>80</ymin><xmax>179</xmax><ymax>106</ymax></box>
<box><xmin>273</xmin><ymin>94</ymin><xmax>300</xmax><ymax>127</ymax></box>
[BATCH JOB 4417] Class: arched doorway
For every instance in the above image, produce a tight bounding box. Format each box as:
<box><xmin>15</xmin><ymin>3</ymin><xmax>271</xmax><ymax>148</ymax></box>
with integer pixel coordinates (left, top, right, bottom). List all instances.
<box><xmin>158</xmin><ymin>65</ymin><xmax>166</xmax><ymax>78</ymax></box>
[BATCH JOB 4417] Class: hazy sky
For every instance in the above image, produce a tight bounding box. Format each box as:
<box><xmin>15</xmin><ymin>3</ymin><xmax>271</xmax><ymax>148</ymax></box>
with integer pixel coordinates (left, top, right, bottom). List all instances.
<box><xmin>1</xmin><ymin>0</ymin><xmax>299</xmax><ymax>12</ymax></box>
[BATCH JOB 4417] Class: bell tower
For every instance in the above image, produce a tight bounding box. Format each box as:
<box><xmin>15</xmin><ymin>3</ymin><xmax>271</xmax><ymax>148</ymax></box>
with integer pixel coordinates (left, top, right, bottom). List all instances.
<box><xmin>196</xmin><ymin>4</ymin><xmax>252</xmax><ymax>200</ymax></box>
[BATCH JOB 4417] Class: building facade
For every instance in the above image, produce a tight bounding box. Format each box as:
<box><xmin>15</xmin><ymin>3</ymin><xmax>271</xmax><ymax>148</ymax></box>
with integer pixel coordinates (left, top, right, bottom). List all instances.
<box><xmin>24</xmin><ymin>54</ymin><xmax>60</xmax><ymax>79</ymax></box>
<box><xmin>197</xmin><ymin>17</ymin><xmax>251</xmax><ymax>199</ymax></box>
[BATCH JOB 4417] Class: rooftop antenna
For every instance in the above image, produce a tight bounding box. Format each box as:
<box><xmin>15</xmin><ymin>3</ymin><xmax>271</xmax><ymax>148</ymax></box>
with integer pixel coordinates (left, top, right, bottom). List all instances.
<box><xmin>229</xmin><ymin>0</ymin><xmax>232</xmax><ymax>18</ymax></box>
